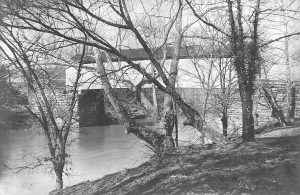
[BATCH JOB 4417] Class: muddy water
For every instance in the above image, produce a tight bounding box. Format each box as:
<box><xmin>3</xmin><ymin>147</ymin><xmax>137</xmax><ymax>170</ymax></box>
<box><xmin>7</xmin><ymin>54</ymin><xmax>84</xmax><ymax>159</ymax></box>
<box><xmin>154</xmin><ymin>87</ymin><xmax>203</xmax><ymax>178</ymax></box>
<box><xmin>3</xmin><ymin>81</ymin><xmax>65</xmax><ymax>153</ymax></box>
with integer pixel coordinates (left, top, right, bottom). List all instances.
<box><xmin>0</xmin><ymin>125</ymin><xmax>148</xmax><ymax>195</ymax></box>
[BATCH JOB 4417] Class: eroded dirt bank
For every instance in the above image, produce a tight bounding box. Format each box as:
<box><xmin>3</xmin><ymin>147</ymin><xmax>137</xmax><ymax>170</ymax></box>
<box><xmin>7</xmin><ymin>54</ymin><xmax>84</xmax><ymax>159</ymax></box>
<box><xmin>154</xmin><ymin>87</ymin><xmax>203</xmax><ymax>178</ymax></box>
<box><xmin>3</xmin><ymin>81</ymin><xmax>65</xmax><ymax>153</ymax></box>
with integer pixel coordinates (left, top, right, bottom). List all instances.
<box><xmin>50</xmin><ymin>127</ymin><xmax>300</xmax><ymax>195</ymax></box>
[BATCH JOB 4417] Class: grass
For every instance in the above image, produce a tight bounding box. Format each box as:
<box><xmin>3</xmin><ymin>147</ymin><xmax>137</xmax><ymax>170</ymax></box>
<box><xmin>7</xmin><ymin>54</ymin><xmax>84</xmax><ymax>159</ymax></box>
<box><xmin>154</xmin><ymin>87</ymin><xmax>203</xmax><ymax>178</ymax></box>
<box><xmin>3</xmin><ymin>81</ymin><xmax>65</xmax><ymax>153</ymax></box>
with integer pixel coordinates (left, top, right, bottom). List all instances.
<box><xmin>50</xmin><ymin>124</ymin><xmax>300</xmax><ymax>195</ymax></box>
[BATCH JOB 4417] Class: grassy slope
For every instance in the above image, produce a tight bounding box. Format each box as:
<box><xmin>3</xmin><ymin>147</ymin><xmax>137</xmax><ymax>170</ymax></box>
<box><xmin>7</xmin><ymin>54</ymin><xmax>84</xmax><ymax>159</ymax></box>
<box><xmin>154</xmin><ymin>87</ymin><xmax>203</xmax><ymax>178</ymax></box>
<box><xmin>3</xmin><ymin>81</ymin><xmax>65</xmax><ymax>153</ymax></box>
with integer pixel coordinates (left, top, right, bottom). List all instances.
<box><xmin>50</xmin><ymin>126</ymin><xmax>300</xmax><ymax>195</ymax></box>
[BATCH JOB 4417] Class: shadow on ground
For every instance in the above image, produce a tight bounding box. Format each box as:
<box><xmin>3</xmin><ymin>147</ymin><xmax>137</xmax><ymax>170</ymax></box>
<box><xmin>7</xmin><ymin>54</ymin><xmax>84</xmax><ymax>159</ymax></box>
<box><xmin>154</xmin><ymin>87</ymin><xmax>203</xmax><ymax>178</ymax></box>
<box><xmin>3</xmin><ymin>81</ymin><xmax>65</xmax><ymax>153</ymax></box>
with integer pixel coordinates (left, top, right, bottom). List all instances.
<box><xmin>50</xmin><ymin>128</ymin><xmax>300</xmax><ymax>195</ymax></box>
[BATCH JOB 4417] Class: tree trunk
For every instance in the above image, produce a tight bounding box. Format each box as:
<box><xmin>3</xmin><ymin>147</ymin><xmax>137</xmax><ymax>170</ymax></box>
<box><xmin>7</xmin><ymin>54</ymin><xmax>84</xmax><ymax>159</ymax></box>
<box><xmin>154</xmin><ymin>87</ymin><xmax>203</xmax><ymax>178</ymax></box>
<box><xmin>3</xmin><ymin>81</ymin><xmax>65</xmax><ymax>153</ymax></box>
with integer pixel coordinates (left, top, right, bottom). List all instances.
<box><xmin>235</xmin><ymin>62</ymin><xmax>256</xmax><ymax>142</ymax></box>
<box><xmin>151</xmin><ymin>65</ymin><xmax>159</xmax><ymax>122</ymax></box>
<box><xmin>123</xmin><ymin>79</ymin><xmax>155</xmax><ymax>116</ymax></box>
<box><xmin>241</xmin><ymin>90</ymin><xmax>255</xmax><ymax>142</ymax></box>
<box><xmin>289</xmin><ymin>86</ymin><xmax>296</xmax><ymax>119</ymax></box>
<box><xmin>156</xmin><ymin>7</ymin><xmax>183</xmax><ymax>149</ymax></box>
<box><xmin>219</xmin><ymin>58</ymin><xmax>229</xmax><ymax>137</ymax></box>
<box><xmin>54</xmin><ymin>164</ymin><xmax>63</xmax><ymax>189</ymax></box>
<box><xmin>173</xmin><ymin>100</ymin><xmax>179</xmax><ymax>147</ymax></box>
<box><xmin>226</xmin><ymin>0</ymin><xmax>261</xmax><ymax>142</ymax></box>
<box><xmin>221</xmin><ymin>108</ymin><xmax>228</xmax><ymax>137</ymax></box>
<box><xmin>262</xmin><ymin>86</ymin><xmax>287</xmax><ymax>126</ymax></box>
<box><xmin>100</xmin><ymin>50</ymin><xmax>224</xmax><ymax>145</ymax></box>
<box><xmin>94</xmin><ymin>14</ymin><xmax>225</xmax><ymax>147</ymax></box>
<box><xmin>96</xmin><ymin>49</ymin><xmax>168</xmax><ymax>149</ymax></box>
<box><xmin>159</xmin><ymin>95</ymin><xmax>176</xmax><ymax>148</ymax></box>
<box><xmin>55</xmin><ymin>173</ymin><xmax>63</xmax><ymax>189</ymax></box>
<box><xmin>140</xmin><ymin>91</ymin><xmax>154</xmax><ymax>113</ymax></box>
<box><xmin>283</xmin><ymin>11</ymin><xmax>291</xmax><ymax>118</ymax></box>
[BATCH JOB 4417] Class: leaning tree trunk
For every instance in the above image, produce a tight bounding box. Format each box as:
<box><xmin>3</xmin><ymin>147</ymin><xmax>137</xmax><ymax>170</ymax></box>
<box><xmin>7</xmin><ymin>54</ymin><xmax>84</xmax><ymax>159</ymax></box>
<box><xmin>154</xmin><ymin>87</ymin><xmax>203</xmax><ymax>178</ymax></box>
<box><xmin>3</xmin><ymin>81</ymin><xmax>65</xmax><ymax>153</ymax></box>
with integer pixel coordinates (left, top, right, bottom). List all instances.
<box><xmin>95</xmin><ymin>49</ymin><xmax>168</xmax><ymax>150</ymax></box>
<box><xmin>96</xmin><ymin>48</ymin><xmax>226</xmax><ymax>151</ymax></box>
<box><xmin>262</xmin><ymin>86</ymin><xmax>288</xmax><ymax>126</ymax></box>
<box><xmin>94</xmin><ymin>7</ymin><xmax>227</xmax><ymax>148</ymax></box>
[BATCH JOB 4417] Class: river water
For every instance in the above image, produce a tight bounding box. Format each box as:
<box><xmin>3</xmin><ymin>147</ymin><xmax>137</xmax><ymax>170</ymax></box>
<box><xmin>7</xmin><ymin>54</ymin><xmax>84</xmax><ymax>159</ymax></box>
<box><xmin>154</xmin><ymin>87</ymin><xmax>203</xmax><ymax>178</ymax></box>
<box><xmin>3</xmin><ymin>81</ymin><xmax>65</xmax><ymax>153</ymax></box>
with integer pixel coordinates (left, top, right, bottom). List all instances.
<box><xmin>0</xmin><ymin>125</ymin><xmax>148</xmax><ymax>195</ymax></box>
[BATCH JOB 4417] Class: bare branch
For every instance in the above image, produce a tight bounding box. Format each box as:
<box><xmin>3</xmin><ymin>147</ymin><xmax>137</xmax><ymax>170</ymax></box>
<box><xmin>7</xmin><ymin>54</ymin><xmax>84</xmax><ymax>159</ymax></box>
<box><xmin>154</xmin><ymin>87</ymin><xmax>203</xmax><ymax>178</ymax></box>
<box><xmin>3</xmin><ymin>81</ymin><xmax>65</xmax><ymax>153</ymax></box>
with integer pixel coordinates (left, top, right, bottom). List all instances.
<box><xmin>260</xmin><ymin>31</ymin><xmax>300</xmax><ymax>47</ymax></box>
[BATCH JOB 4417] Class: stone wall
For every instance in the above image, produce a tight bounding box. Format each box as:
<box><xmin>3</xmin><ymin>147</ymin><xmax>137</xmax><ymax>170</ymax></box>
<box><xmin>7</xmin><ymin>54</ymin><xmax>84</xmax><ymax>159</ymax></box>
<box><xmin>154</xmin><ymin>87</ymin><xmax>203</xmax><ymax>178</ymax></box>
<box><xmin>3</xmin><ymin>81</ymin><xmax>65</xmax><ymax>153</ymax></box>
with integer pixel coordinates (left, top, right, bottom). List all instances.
<box><xmin>174</xmin><ymin>80</ymin><xmax>300</xmax><ymax>134</ymax></box>
<box><xmin>28</xmin><ymin>91</ymin><xmax>79</xmax><ymax>128</ymax></box>
<box><xmin>142</xmin><ymin>80</ymin><xmax>300</xmax><ymax>134</ymax></box>
<box><xmin>29</xmin><ymin>80</ymin><xmax>299</xmax><ymax>129</ymax></box>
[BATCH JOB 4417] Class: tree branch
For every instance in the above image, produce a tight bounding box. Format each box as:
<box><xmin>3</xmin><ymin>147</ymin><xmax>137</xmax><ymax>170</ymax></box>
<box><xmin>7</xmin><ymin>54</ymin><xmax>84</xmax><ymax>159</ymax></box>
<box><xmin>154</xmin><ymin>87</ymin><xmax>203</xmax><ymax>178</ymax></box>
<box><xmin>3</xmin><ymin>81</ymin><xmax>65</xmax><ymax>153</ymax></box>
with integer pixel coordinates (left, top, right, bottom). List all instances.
<box><xmin>260</xmin><ymin>31</ymin><xmax>300</xmax><ymax>47</ymax></box>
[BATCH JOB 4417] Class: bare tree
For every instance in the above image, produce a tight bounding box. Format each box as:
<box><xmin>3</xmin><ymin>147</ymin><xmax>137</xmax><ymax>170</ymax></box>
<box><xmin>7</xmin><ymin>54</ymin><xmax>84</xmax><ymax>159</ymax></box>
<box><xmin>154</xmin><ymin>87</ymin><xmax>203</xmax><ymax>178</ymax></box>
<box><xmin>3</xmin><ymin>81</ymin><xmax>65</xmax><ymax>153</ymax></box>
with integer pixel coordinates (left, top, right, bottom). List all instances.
<box><xmin>0</xmin><ymin>0</ymin><xmax>228</xmax><ymax>150</ymax></box>
<box><xmin>274</xmin><ymin>0</ymin><xmax>300</xmax><ymax>119</ymax></box>
<box><xmin>182</xmin><ymin>7</ymin><xmax>237</xmax><ymax>137</ymax></box>
<box><xmin>185</xmin><ymin>0</ymin><xmax>300</xmax><ymax>141</ymax></box>
<box><xmin>0</xmin><ymin>65</ymin><xmax>11</xmax><ymax>107</ymax></box>
<box><xmin>0</xmin><ymin>23</ymin><xmax>84</xmax><ymax>189</ymax></box>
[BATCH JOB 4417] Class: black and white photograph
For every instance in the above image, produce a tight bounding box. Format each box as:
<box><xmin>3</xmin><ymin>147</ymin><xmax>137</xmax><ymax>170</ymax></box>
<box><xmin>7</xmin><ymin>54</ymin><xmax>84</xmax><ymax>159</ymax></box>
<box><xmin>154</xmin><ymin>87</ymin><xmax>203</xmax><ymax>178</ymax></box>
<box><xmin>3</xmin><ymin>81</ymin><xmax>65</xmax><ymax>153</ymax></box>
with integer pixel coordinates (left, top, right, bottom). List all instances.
<box><xmin>0</xmin><ymin>0</ymin><xmax>300</xmax><ymax>194</ymax></box>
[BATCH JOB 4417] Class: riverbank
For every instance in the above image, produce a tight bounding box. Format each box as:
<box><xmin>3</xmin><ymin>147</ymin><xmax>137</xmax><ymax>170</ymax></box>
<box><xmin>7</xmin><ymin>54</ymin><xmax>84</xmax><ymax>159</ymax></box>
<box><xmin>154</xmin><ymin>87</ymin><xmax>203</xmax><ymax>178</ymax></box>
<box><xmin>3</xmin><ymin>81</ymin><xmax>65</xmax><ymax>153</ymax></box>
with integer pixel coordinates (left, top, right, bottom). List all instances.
<box><xmin>50</xmin><ymin>123</ymin><xmax>300</xmax><ymax>195</ymax></box>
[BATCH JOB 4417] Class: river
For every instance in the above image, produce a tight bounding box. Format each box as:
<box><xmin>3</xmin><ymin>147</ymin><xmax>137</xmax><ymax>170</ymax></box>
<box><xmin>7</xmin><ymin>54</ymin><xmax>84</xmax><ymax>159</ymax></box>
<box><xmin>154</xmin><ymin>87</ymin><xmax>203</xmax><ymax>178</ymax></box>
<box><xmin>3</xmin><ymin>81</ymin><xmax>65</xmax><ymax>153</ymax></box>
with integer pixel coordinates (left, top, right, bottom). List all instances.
<box><xmin>0</xmin><ymin>125</ymin><xmax>148</xmax><ymax>195</ymax></box>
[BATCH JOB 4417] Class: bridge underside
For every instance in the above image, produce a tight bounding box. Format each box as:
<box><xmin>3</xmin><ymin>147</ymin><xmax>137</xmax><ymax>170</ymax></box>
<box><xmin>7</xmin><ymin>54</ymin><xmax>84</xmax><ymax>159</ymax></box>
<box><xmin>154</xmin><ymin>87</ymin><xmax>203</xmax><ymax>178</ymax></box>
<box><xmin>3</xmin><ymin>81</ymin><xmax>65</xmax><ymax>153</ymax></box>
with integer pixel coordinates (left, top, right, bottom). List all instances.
<box><xmin>78</xmin><ymin>89</ymin><xmax>111</xmax><ymax>127</ymax></box>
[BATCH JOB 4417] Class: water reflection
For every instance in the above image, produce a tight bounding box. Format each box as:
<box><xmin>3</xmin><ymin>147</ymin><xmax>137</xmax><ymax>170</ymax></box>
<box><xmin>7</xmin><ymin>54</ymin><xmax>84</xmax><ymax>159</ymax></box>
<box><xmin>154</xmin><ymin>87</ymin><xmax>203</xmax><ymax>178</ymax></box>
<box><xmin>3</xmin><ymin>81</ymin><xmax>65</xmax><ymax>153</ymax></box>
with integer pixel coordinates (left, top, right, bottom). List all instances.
<box><xmin>0</xmin><ymin>125</ymin><xmax>147</xmax><ymax>195</ymax></box>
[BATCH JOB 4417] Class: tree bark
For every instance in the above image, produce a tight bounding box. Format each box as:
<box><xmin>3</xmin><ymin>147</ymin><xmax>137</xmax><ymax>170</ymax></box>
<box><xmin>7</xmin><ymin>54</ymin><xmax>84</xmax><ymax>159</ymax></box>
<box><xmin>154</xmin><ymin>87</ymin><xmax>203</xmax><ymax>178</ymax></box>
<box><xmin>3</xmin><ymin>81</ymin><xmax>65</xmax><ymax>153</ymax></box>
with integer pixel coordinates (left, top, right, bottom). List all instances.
<box><xmin>262</xmin><ymin>86</ymin><xmax>287</xmax><ymax>126</ymax></box>
<box><xmin>54</xmin><ymin>163</ymin><xmax>63</xmax><ymax>189</ymax></box>
<box><xmin>151</xmin><ymin>64</ymin><xmax>159</xmax><ymax>122</ymax></box>
<box><xmin>157</xmin><ymin>7</ymin><xmax>183</xmax><ymax>149</ymax></box>
<box><xmin>55</xmin><ymin>172</ymin><xmax>63</xmax><ymax>189</ymax></box>
<box><xmin>219</xmin><ymin>58</ymin><xmax>229</xmax><ymax>137</ymax></box>
<box><xmin>226</xmin><ymin>0</ymin><xmax>261</xmax><ymax>142</ymax></box>
<box><xmin>93</xmin><ymin>6</ymin><xmax>225</xmax><ymax>147</ymax></box>
<box><xmin>96</xmin><ymin>49</ymin><xmax>168</xmax><ymax>149</ymax></box>
<box><xmin>221</xmin><ymin>109</ymin><xmax>228</xmax><ymax>137</ymax></box>
<box><xmin>140</xmin><ymin>92</ymin><xmax>155</xmax><ymax>113</ymax></box>
<box><xmin>173</xmin><ymin>99</ymin><xmax>179</xmax><ymax>147</ymax></box>
<box><xmin>122</xmin><ymin>79</ymin><xmax>154</xmax><ymax>115</ymax></box>
<box><xmin>241</xmin><ymin>90</ymin><xmax>255</xmax><ymax>141</ymax></box>
<box><xmin>289</xmin><ymin>86</ymin><xmax>296</xmax><ymax>119</ymax></box>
